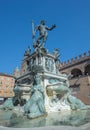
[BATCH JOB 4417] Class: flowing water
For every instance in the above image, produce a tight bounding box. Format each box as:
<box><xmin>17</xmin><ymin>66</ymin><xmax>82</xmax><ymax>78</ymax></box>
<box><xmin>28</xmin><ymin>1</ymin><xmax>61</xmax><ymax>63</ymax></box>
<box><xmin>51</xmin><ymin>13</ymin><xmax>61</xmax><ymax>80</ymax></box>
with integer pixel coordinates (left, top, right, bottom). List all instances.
<box><xmin>0</xmin><ymin>109</ymin><xmax>90</xmax><ymax>128</ymax></box>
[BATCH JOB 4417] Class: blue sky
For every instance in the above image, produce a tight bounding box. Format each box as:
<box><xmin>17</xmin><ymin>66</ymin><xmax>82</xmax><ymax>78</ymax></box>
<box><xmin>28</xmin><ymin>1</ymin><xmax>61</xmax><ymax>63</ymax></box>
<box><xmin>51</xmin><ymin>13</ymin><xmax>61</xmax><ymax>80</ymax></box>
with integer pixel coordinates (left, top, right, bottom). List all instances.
<box><xmin>0</xmin><ymin>0</ymin><xmax>90</xmax><ymax>74</ymax></box>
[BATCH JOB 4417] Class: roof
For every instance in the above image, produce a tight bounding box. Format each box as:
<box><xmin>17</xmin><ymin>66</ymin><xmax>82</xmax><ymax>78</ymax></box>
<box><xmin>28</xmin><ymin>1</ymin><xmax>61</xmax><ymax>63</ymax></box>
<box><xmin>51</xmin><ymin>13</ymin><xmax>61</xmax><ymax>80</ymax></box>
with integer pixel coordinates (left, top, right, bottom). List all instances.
<box><xmin>0</xmin><ymin>73</ymin><xmax>15</xmax><ymax>78</ymax></box>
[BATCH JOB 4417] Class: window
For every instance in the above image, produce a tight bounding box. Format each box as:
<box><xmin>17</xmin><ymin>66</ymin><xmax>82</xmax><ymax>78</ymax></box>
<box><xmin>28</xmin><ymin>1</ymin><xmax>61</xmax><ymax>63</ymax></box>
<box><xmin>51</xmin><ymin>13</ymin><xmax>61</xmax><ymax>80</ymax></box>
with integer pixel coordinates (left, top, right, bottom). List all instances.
<box><xmin>71</xmin><ymin>68</ymin><xmax>82</xmax><ymax>78</ymax></box>
<box><xmin>85</xmin><ymin>64</ymin><xmax>90</xmax><ymax>75</ymax></box>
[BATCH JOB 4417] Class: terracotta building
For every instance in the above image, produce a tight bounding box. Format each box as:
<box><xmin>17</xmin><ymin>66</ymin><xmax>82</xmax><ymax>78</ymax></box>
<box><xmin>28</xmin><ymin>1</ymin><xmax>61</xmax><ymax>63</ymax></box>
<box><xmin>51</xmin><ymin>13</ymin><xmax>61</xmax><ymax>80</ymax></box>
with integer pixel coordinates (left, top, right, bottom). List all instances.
<box><xmin>59</xmin><ymin>51</ymin><xmax>90</xmax><ymax>105</ymax></box>
<box><xmin>0</xmin><ymin>73</ymin><xmax>15</xmax><ymax>98</ymax></box>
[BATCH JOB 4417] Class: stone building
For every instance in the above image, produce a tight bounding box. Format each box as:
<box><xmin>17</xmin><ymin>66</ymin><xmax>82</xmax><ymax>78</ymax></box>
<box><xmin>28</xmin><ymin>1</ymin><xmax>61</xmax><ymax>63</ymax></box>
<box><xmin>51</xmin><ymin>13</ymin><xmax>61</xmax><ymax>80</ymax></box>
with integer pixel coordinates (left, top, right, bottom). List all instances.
<box><xmin>0</xmin><ymin>73</ymin><xmax>15</xmax><ymax>98</ymax></box>
<box><xmin>59</xmin><ymin>51</ymin><xmax>90</xmax><ymax>104</ymax></box>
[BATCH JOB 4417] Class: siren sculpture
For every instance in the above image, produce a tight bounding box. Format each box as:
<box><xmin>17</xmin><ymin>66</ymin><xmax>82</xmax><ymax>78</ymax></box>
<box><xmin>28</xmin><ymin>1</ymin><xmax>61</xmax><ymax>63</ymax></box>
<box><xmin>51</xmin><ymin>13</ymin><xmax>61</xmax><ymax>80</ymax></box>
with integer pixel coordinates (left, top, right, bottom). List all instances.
<box><xmin>0</xmin><ymin>20</ymin><xmax>89</xmax><ymax>119</ymax></box>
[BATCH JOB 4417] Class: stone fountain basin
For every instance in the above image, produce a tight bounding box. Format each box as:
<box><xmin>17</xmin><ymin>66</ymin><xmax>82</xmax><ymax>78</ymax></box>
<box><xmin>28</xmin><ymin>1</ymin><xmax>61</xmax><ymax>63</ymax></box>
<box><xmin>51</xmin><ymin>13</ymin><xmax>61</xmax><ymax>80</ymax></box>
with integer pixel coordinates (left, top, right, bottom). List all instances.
<box><xmin>0</xmin><ymin>109</ymin><xmax>90</xmax><ymax>128</ymax></box>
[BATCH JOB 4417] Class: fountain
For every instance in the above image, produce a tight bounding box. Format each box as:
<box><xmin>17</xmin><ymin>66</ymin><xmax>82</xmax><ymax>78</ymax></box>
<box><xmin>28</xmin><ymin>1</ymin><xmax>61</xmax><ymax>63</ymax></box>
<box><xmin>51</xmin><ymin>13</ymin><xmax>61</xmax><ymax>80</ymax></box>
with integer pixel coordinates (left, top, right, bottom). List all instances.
<box><xmin>0</xmin><ymin>20</ymin><xmax>90</xmax><ymax>128</ymax></box>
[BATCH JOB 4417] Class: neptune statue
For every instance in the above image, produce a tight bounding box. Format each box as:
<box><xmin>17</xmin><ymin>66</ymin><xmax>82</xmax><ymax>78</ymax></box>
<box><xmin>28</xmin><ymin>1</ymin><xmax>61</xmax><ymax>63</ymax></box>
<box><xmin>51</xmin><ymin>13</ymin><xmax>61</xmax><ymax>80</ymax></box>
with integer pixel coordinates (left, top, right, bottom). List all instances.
<box><xmin>32</xmin><ymin>20</ymin><xmax>56</xmax><ymax>49</ymax></box>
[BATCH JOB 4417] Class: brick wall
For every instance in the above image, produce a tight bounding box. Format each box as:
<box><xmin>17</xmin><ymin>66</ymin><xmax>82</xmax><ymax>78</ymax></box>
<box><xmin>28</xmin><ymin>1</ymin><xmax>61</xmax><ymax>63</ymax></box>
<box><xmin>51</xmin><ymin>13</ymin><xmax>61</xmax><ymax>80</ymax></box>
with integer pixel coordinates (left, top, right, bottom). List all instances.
<box><xmin>69</xmin><ymin>76</ymin><xmax>90</xmax><ymax>104</ymax></box>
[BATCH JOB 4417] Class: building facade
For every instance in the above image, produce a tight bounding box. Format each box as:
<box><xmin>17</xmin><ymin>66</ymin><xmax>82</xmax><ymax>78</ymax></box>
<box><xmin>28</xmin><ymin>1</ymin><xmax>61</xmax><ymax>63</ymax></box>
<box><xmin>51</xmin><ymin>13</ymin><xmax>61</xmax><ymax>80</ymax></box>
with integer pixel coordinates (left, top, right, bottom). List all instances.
<box><xmin>59</xmin><ymin>51</ymin><xmax>90</xmax><ymax>104</ymax></box>
<box><xmin>0</xmin><ymin>73</ymin><xmax>15</xmax><ymax>98</ymax></box>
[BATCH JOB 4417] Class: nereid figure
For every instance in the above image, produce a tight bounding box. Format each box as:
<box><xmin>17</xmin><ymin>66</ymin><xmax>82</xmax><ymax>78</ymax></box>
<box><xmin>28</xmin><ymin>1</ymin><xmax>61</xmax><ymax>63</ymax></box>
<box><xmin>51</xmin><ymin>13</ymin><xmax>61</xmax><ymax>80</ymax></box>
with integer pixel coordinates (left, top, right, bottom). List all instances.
<box><xmin>24</xmin><ymin>74</ymin><xmax>46</xmax><ymax>119</ymax></box>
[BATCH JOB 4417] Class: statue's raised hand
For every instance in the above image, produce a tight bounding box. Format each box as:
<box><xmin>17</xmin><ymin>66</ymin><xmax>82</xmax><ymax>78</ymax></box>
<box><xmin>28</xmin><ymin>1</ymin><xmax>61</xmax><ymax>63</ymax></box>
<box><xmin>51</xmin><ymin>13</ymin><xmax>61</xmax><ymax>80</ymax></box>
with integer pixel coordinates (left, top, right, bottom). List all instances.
<box><xmin>52</xmin><ymin>24</ymin><xmax>56</xmax><ymax>29</ymax></box>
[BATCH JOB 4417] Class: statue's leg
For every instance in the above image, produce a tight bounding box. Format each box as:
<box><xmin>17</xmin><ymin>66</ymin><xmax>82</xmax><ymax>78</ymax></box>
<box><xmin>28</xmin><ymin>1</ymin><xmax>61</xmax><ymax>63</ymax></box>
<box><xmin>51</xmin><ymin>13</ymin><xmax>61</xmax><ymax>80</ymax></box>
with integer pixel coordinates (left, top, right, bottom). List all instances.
<box><xmin>37</xmin><ymin>35</ymin><xmax>44</xmax><ymax>41</ymax></box>
<box><xmin>41</xmin><ymin>34</ymin><xmax>48</xmax><ymax>48</ymax></box>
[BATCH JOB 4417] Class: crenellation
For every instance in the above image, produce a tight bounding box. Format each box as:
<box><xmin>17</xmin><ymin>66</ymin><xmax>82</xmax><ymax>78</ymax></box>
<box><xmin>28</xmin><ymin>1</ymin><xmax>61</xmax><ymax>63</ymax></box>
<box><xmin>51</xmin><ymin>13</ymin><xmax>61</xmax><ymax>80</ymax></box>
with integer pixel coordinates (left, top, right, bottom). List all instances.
<box><xmin>88</xmin><ymin>51</ymin><xmax>90</xmax><ymax>56</ymax></box>
<box><xmin>75</xmin><ymin>56</ymin><xmax>78</xmax><ymax>60</ymax></box>
<box><xmin>61</xmin><ymin>62</ymin><xmax>64</xmax><ymax>66</ymax></box>
<box><xmin>60</xmin><ymin>51</ymin><xmax>90</xmax><ymax>68</ymax></box>
<box><xmin>71</xmin><ymin>58</ymin><xmax>74</xmax><ymax>61</ymax></box>
<box><xmin>63</xmin><ymin>61</ymin><xmax>66</xmax><ymax>64</ymax></box>
<box><xmin>83</xmin><ymin>52</ymin><xmax>88</xmax><ymax>58</ymax></box>
<box><xmin>70</xmin><ymin>58</ymin><xmax>77</xmax><ymax>64</ymax></box>
<box><xmin>67</xmin><ymin>60</ymin><xmax>71</xmax><ymax>64</ymax></box>
<box><xmin>58</xmin><ymin>63</ymin><xmax>64</xmax><ymax>68</ymax></box>
<box><xmin>79</xmin><ymin>54</ymin><xmax>82</xmax><ymax>60</ymax></box>
<box><xmin>62</xmin><ymin>62</ymin><xmax>65</xmax><ymax>66</ymax></box>
<box><xmin>84</xmin><ymin>52</ymin><xmax>87</xmax><ymax>56</ymax></box>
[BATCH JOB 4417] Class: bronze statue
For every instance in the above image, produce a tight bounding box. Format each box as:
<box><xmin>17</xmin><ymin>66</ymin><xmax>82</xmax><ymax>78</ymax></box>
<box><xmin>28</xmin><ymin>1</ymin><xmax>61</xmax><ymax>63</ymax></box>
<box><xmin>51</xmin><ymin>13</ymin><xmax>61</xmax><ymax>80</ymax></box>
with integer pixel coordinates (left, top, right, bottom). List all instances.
<box><xmin>24</xmin><ymin>74</ymin><xmax>46</xmax><ymax>118</ymax></box>
<box><xmin>53</xmin><ymin>48</ymin><xmax>61</xmax><ymax>61</ymax></box>
<box><xmin>24</xmin><ymin>46</ymin><xmax>31</xmax><ymax>57</ymax></box>
<box><xmin>32</xmin><ymin>20</ymin><xmax>56</xmax><ymax>48</ymax></box>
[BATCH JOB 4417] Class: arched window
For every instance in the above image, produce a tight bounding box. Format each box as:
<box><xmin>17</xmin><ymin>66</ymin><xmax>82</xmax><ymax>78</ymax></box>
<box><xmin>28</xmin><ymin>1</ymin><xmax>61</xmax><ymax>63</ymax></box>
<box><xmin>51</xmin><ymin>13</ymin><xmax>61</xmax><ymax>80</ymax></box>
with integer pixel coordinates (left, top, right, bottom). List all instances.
<box><xmin>85</xmin><ymin>64</ymin><xmax>90</xmax><ymax>75</ymax></box>
<box><xmin>71</xmin><ymin>68</ymin><xmax>82</xmax><ymax>78</ymax></box>
<box><xmin>61</xmin><ymin>72</ymin><xmax>68</xmax><ymax>75</ymax></box>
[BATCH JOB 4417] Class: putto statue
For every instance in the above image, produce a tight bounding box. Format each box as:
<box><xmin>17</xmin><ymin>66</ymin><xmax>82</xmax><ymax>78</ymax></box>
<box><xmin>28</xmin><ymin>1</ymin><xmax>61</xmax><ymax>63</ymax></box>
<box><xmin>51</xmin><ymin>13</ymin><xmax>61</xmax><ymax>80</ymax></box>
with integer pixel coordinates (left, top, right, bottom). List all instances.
<box><xmin>24</xmin><ymin>46</ymin><xmax>31</xmax><ymax>57</ymax></box>
<box><xmin>32</xmin><ymin>20</ymin><xmax>56</xmax><ymax>49</ymax></box>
